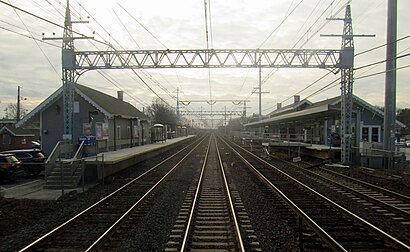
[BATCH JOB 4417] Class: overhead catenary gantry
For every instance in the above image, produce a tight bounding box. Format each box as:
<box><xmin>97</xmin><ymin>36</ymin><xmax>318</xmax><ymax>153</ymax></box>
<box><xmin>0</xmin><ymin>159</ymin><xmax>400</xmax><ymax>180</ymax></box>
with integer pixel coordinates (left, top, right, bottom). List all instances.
<box><xmin>73</xmin><ymin>49</ymin><xmax>343</xmax><ymax>71</ymax></box>
<box><xmin>179</xmin><ymin>111</ymin><xmax>244</xmax><ymax>117</ymax></box>
<box><xmin>57</xmin><ymin>1</ymin><xmax>354</xmax><ymax>163</ymax></box>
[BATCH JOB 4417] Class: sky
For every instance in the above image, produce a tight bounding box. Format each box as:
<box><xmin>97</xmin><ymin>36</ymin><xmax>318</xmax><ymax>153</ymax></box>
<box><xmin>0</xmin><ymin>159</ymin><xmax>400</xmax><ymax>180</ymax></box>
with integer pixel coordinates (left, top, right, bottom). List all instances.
<box><xmin>0</xmin><ymin>0</ymin><xmax>410</xmax><ymax>127</ymax></box>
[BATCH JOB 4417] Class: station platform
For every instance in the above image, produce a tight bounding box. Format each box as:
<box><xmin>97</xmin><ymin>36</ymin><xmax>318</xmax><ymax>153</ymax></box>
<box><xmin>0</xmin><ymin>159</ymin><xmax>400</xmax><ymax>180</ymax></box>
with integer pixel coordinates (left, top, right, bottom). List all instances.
<box><xmin>1</xmin><ymin>135</ymin><xmax>196</xmax><ymax>200</ymax></box>
<box><xmin>268</xmin><ymin>142</ymin><xmax>341</xmax><ymax>160</ymax></box>
<box><xmin>239</xmin><ymin>137</ymin><xmax>341</xmax><ymax>160</ymax></box>
<box><xmin>83</xmin><ymin>135</ymin><xmax>196</xmax><ymax>181</ymax></box>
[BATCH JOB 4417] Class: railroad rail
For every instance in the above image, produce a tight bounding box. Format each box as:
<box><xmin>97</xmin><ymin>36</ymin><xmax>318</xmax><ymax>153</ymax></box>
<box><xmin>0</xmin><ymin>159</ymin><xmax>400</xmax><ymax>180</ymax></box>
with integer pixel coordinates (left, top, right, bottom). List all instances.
<box><xmin>165</xmin><ymin>135</ymin><xmax>260</xmax><ymax>251</ymax></box>
<box><xmin>263</xmin><ymin>148</ymin><xmax>410</xmax><ymax>242</ymax></box>
<box><xmin>310</xmin><ymin>167</ymin><xmax>410</xmax><ymax>217</ymax></box>
<box><xmin>19</xmin><ymin>136</ymin><xmax>207</xmax><ymax>251</ymax></box>
<box><xmin>221</xmin><ymin>136</ymin><xmax>410</xmax><ymax>251</ymax></box>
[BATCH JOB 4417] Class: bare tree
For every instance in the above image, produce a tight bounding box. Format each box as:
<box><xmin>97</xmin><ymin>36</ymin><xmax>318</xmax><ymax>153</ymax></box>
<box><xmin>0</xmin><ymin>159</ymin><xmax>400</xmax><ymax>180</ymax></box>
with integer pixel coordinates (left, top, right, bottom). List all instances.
<box><xmin>3</xmin><ymin>103</ymin><xmax>27</xmax><ymax>120</ymax></box>
<box><xmin>146</xmin><ymin>98</ymin><xmax>177</xmax><ymax>127</ymax></box>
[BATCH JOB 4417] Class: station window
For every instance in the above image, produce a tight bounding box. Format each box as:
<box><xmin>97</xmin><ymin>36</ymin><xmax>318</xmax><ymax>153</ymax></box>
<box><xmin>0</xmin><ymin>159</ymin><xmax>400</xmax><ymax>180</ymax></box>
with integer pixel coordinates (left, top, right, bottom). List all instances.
<box><xmin>2</xmin><ymin>134</ymin><xmax>11</xmax><ymax>145</ymax></box>
<box><xmin>361</xmin><ymin>126</ymin><xmax>380</xmax><ymax>143</ymax></box>
<box><xmin>116</xmin><ymin>125</ymin><xmax>121</xmax><ymax>139</ymax></box>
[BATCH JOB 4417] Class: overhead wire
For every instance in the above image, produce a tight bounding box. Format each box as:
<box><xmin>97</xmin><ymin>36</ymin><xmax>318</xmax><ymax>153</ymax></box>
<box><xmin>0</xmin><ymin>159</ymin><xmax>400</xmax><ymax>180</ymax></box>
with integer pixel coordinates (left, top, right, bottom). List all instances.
<box><xmin>258</xmin><ymin>0</ymin><xmax>305</xmax><ymax>48</ymax></box>
<box><xmin>250</xmin><ymin>0</ymin><xmax>347</xmax><ymax>115</ymax></box>
<box><xmin>111</xmin><ymin>4</ymin><xmax>178</xmax><ymax>104</ymax></box>
<box><xmin>72</xmin><ymin>1</ymin><xmax>176</xmax><ymax>108</ymax></box>
<box><xmin>0</xmin><ymin>20</ymin><xmax>60</xmax><ymax>48</ymax></box>
<box><xmin>294</xmin><ymin>45</ymin><xmax>410</xmax><ymax>102</ymax></box>
<box><xmin>116</xmin><ymin>2</ymin><xmax>167</xmax><ymax>49</ymax></box>
<box><xmin>8</xmin><ymin>0</ymin><xmax>60</xmax><ymax>78</ymax></box>
<box><xmin>62</xmin><ymin>1</ymin><xmax>154</xmax><ymax>108</ymax></box>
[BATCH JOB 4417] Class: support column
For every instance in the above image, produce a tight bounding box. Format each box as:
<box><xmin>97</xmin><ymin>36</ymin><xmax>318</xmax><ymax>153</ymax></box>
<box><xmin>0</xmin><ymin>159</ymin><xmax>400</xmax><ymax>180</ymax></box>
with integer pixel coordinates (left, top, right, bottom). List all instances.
<box><xmin>340</xmin><ymin>5</ymin><xmax>354</xmax><ymax>164</ymax></box>
<box><xmin>62</xmin><ymin>0</ymin><xmax>75</xmax><ymax>142</ymax></box>
<box><xmin>383</xmin><ymin>0</ymin><xmax>397</xmax><ymax>169</ymax></box>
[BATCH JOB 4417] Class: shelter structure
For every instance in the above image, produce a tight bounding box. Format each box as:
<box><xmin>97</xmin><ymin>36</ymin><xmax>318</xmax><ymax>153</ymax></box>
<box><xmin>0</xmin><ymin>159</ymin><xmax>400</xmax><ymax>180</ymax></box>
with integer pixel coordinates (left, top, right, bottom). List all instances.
<box><xmin>16</xmin><ymin>84</ymin><xmax>151</xmax><ymax>155</ymax></box>
<box><xmin>244</xmin><ymin>95</ymin><xmax>406</xmax><ymax>166</ymax></box>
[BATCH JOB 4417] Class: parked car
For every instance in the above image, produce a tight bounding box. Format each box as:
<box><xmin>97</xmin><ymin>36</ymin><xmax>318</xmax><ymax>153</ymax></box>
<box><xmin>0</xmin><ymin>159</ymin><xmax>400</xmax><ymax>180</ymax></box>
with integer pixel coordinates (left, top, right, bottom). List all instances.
<box><xmin>0</xmin><ymin>149</ymin><xmax>47</xmax><ymax>176</ymax></box>
<box><xmin>31</xmin><ymin>140</ymin><xmax>41</xmax><ymax>148</ymax></box>
<box><xmin>395</xmin><ymin>139</ymin><xmax>406</xmax><ymax>147</ymax></box>
<box><xmin>0</xmin><ymin>153</ymin><xmax>24</xmax><ymax>181</ymax></box>
<box><xmin>406</xmin><ymin>140</ymin><xmax>410</xmax><ymax>148</ymax></box>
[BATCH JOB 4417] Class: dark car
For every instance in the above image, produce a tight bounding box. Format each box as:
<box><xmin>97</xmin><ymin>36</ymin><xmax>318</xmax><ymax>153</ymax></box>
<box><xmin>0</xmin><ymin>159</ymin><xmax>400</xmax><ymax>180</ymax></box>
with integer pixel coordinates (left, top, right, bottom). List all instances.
<box><xmin>0</xmin><ymin>149</ymin><xmax>47</xmax><ymax>176</ymax></box>
<box><xmin>0</xmin><ymin>153</ymin><xmax>24</xmax><ymax>181</ymax></box>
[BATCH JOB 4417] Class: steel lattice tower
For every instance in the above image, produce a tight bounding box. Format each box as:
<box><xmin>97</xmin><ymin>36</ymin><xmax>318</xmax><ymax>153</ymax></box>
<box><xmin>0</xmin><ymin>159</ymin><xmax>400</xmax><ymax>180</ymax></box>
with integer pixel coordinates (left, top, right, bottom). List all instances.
<box><xmin>340</xmin><ymin>5</ymin><xmax>354</xmax><ymax>164</ymax></box>
<box><xmin>61</xmin><ymin>0</ymin><xmax>75</xmax><ymax>140</ymax></box>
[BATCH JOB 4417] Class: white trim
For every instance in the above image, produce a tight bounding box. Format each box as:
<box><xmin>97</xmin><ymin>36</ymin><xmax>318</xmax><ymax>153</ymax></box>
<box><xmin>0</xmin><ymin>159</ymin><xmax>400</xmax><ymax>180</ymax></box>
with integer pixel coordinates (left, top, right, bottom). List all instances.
<box><xmin>246</xmin><ymin>104</ymin><xmax>329</xmax><ymax>127</ymax></box>
<box><xmin>361</xmin><ymin>124</ymin><xmax>381</xmax><ymax>143</ymax></box>
<box><xmin>75</xmin><ymin>87</ymin><xmax>112</xmax><ymax>118</ymax></box>
<box><xmin>0</xmin><ymin>126</ymin><xmax>34</xmax><ymax>137</ymax></box>
<box><xmin>16</xmin><ymin>87</ymin><xmax>63</xmax><ymax>128</ymax></box>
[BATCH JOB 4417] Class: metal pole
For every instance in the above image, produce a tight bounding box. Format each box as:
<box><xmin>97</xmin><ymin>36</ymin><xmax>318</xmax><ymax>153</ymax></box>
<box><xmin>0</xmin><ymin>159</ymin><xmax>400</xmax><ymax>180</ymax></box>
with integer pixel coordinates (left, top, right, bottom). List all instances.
<box><xmin>102</xmin><ymin>153</ymin><xmax>105</xmax><ymax>185</ymax></box>
<box><xmin>113</xmin><ymin>116</ymin><xmax>117</xmax><ymax>151</ymax></box>
<box><xmin>60</xmin><ymin>156</ymin><xmax>64</xmax><ymax>196</ymax></box>
<box><xmin>81</xmin><ymin>159</ymin><xmax>85</xmax><ymax>192</ymax></box>
<box><xmin>383</xmin><ymin>0</ymin><xmax>397</xmax><ymax>169</ymax></box>
<box><xmin>17</xmin><ymin>85</ymin><xmax>21</xmax><ymax>121</ymax></box>
<box><xmin>259</xmin><ymin>61</ymin><xmax>262</xmax><ymax>120</ymax></box>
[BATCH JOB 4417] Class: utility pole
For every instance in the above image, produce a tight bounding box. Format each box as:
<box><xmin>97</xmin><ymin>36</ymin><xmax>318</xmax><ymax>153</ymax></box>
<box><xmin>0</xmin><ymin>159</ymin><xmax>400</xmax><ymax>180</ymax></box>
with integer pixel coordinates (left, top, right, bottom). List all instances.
<box><xmin>16</xmin><ymin>85</ymin><xmax>21</xmax><ymax>121</ymax></box>
<box><xmin>259</xmin><ymin>64</ymin><xmax>262</xmax><ymax>119</ymax></box>
<box><xmin>43</xmin><ymin>0</ymin><xmax>92</xmax><ymax>142</ymax></box>
<box><xmin>383</xmin><ymin>0</ymin><xmax>397</xmax><ymax>169</ymax></box>
<box><xmin>176</xmin><ymin>87</ymin><xmax>180</xmax><ymax>119</ymax></box>
<box><xmin>322</xmin><ymin>5</ymin><xmax>374</xmax><ymax>164</ymax></box>
<box><xmin>252</xmin><ymin>62</ymin><xmax>269</xmax><ymax>120</ymax></box>
<box><xmin>243</xmin><ymin>101</ymin><xmax>247</xmax><ymax>118</ymax></box>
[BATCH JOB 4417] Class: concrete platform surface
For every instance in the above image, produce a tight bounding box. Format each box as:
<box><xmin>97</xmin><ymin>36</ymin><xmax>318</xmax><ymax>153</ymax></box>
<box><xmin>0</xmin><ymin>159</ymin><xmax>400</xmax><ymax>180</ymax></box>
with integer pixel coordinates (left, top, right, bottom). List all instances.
<box><xmin>0</xmin><ymin>179</ymin><xmax>85</xmax><ymax>200</ymax></box>
<box><xmin>1</xmin><ymin>136</ymin><xmax>196</xmax><ymax>200</ymax></box>
<box><xmin>85</xmin><ymin>135</ymin><xmax>195</xmax><ymax>164</ymax></box>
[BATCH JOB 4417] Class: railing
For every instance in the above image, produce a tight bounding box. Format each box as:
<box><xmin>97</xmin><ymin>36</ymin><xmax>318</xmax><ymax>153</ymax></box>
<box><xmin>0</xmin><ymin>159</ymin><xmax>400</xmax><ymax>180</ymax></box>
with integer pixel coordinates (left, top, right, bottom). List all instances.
<box><xmin>70</xmin><ymin>141</ymin><xmax>85</xmax><ymax>180</ymax></box>
<box><xmin>45</xmin><ymin>141</ymin><xmax>74</xmax><ymax>182</ymax></box>
<box><xmin>355</xmin><ymin>142</ymin><xmax>408</xmax><ymax>169</ymax></box>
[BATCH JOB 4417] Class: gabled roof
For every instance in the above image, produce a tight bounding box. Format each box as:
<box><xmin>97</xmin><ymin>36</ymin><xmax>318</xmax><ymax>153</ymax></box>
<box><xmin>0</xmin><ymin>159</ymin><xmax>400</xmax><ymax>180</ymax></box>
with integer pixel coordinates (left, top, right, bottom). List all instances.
<box><xmin>76</xmin><ymin>84</ymin><xmax>148</xmax><ymax>120</ymax></box>
<box><xmin>17</xmin><ymin>84</ymin><xmax>149</xmax><ymax>128</ymax></box>
<box><xmin>246</xmin><ymin>95</ymin><xmax>406</xmax><ymax>128</ymax></box>
<box><xmin>0</xmin><ymin>125</ymin><xmax>34</xmax><ymax>137</ymax></box>
<box><xmin>267</xmin><ymin>99</ymin><xmax>312</xmax><ymax>117</ymax></box>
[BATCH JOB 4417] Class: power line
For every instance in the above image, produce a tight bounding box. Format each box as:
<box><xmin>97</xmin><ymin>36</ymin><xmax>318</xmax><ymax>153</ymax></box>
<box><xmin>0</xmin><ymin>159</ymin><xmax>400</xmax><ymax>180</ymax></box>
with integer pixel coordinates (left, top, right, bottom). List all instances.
<box><xmin>74</xmin><ymin>3</ymin><xmax>173</xmax><ymax>107</ymax></box>
<box><xmin>355</xmin><ymin>34</ymin><xmax>410</xmax><ymax>57</ymax></box>
<box><xmin>258</xmin><ymin>0</ymin><xmax>305</xmax><ymax>48</ymax></box>
<box><xmin>116</xmin><ymin>1</ymin><xmax>168</xmax><ymax>49</ymax></box>
<box><xmin>355</xmin><ymin>64</ymin><xmax>410</xmax><ymax>81</ymax></box>
<box><xmin>0</xmin><ymin>0</ymin><xmax>112</xmax><ymax>48</ymax></box>
<box><xmin>0</xmin><ymin>25</ymin><xmax>60</xmax><ymax>47</ymax></box>
<box><xmin>110</xmin><ymin>8</ymin><xmax>177</xmax><ymax>103</ymax></box>
<box><xmin>354</xmin><ymin>52</ymin><xmax>410</xmax><ymax>71</ymax></box>
<box><xmin>9</xmin><ymin>0</ymin><xmax>60</xmax><ymax>78</ymax></box>
<box><xmin>95</xmin><ymin>70</ymin><xmax>150</xmax><ymax>108</ymax></box>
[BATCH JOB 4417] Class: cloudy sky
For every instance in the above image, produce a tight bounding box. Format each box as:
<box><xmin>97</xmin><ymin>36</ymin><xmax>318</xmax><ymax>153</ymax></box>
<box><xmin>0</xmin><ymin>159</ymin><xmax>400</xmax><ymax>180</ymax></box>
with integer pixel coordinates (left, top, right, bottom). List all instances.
<box><xmin>0</xmin><ymin>0</ymin><xmax>409</xmax><ymax>126</ymax></box>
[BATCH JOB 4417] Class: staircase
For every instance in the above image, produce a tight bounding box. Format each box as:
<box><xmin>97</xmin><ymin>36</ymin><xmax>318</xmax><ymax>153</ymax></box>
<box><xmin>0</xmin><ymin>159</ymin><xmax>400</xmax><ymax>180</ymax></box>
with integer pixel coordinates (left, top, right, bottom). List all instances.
<box><xmin>44</xmin><ymin>160</ymin><xmax>83</xmax><ymax>189</ymax></box>
<box><xmin>44</xmin><ymin>141</ymin><xmax>85</xmax><ymax>189</ymax></box>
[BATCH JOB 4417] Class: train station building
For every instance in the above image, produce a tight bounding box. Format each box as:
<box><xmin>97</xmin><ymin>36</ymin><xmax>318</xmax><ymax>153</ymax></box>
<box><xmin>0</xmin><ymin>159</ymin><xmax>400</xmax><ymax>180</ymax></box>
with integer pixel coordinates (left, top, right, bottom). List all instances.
<box><xmin>243</xmin><ymin>95</ymin><xmax>406</xmax><ymax>166</ymax></box>
<box><xmin>16</xmin><ymin>84</ymin><xmax>151</xmax><ymax>156</ymax></box>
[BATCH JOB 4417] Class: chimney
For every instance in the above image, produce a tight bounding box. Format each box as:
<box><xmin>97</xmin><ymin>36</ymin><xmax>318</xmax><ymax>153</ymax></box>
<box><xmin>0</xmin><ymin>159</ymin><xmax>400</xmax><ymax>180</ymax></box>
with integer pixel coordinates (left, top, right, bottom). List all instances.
<box><xmin>117</xmin><ymin>91</ymin><xmax>124</xmax><ymax>101</ymax></box>
<box><xmin>277</xmin><ymin>103</ymin><xmax>282</xmax><ymax>110</ymax></box>
<box><xmin>294</xmin><ymin>95</ymin><xmax>300</xmax><ymax>103</ymax></box>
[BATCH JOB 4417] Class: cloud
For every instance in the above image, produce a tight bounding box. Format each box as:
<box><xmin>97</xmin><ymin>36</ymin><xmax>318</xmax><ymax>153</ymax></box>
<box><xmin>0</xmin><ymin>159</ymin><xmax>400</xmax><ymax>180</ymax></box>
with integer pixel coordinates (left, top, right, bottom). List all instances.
<box><xmin>0</xmin><ymin>0</ymin><xmax>409</xmax><ymax>121</ymax></box>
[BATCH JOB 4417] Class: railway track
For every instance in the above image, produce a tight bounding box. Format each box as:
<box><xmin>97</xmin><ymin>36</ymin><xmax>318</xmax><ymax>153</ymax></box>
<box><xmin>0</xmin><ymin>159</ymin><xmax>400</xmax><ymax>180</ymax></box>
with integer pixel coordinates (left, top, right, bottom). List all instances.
<box><xmin>222</xmin><ymin>136</ymin><xmax>410</xmax><ymax>251</ymax></box>
<box><xmin>309</xmin><ymin>166</ymin><xmax>410</xmax><ymax>219</ymax></box>
<box><xmin>19</xmin><ymin>136</ymin><xmax>207</xmax><ymax>251</ymax></box>
<box><xmin>259</xmin><ymin>146</ymin><xmax>410</xmax><ymax>243</ymax></box>
<box><xmin>165</xmin><ymin>135</ymin><xmax>261</xmax><ymax>251</ymax></box>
